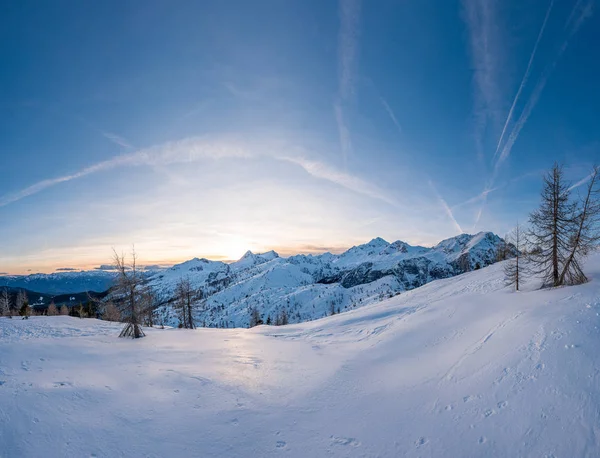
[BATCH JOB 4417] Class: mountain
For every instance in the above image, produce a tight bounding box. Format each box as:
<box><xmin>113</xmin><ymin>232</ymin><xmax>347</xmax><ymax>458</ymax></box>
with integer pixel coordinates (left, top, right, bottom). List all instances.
<box><xmin>148</xmin><ymin>231</ymin><xmax>511</xmax><ymax>328</ymax></box>
<box><xmin>0</xmin><ymin>270</ymin><xmax>117</xmax><ymax>295</ymax></box>
<box><xmin>0</xmin><ymin>266</ymin><xmax>168</xmax><ymax>295</ymax></box>
<box><xmin>0</xmin><ymin>287</ymin><xmax>108</xmax><ymax>310</ymax></box>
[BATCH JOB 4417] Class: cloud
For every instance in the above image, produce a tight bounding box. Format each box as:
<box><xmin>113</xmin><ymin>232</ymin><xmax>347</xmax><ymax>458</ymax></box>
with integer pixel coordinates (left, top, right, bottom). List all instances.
<box><xmin>494</xmin><ymin>0</ymin><xmax>554</xmax><ymax>159</ymax></box>
<box><xmin>452</xmin><ymin>186</ymin><xmax>500</xmax><ymax>210</ymax></box>
<box><xmin>55</xmin><ymin>267</ymin><xmax>78</xmax><ymax>272</ymax></box>
<box><xmin>335</xmin><ymin>0</ymin><xmax>361</xmax><ymax>166</ymax></box>
<box><xmin>429</xmin><ymin>180</ymin><xmax>463</xmax><ymax>234</ymax></box>
<box><xmin>379</xmin><ymin>97</ymin><xmax>402</xmax><ymax>135</ymax></box>
<box><xmin>338</xmin><ymin>0</ymin><xmax>361</xmax><ymax>101</ymax></box>
<box><xmin>0</xmin><ymin>136</ymin><xmax>398</xmax><ymax>209</ymax></box>
<box><xmin>334</xmin><ymin>101</ymin><xmax>352</xmax><ymax>166</ymax></box>
<box><xmin>94</xmin><ymin>264</ymin><xmax>117</xmax><ymax>271</ymax></box>
<box><xmin>279</xmin><ymin>155</ymin><xmax>399</xmax><ymax>207</ymax></box>
<box><xmin>569</xmin><ymin>170</ymin><xmax>596</xmax><ymax>191</ymax></box>
<box><xmin>102</xmin><ymin>132</ymin><xmax>135</xmax><ymax>150</ymax></box>
<box><xmin>462</xmin><ymin>0</ymin><xmax>505</xmax><ymax>157</ymax></box>
<box><xmin>494</xmin><ymin>0</ymin><xmax>593</xmax><ymax>172</ymax></box>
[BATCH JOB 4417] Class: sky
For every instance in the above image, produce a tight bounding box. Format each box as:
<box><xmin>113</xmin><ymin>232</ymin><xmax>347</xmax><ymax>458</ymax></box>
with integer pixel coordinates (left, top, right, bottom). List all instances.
<box><xmin>1</xmin><ymin>0</ymin><xmax>599</xmax><ymax>274</ymax></box>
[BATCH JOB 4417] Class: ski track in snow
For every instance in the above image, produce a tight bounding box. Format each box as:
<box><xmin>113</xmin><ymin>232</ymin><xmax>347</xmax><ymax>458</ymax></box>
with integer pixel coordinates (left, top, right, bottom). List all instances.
<box><xmin>1</xmin><ymin>258</ymin><xmax>600</xmax><ymax>457</ymax></box>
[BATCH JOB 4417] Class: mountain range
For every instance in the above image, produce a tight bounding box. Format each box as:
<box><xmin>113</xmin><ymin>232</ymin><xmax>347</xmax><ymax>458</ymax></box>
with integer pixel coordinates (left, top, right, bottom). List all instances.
<box><xmin>149</xmin><ymin>231</ymin><xmax>509</xmax><ymax>327</ymax></box>
<box><xmin>1</xmin><ymin>232</ymin><xmax>510</xmax><ymax>327</ymax></box>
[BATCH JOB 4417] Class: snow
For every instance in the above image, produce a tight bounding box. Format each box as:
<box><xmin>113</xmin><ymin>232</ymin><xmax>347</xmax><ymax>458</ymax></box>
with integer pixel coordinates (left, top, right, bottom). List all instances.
<box><xmin>2</xmin><ymin>254</ymin><xmax>600</xmax><ymax>457</ymax></box>
<box><xmin>148</xmin><ymin>231</ymin><xmax>508</xmax><ymax>328</ymax></box>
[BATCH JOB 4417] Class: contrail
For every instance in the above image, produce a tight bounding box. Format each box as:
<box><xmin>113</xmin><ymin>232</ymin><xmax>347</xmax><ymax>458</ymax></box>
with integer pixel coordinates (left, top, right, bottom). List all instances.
<box><xmin>494</xmin><ymin>0</ymin><xmax>554</xmax><ymax>159</ymax></box>
<box><xmin>429</xmin><ymin>180</ymin><xmax>463</xmax><ymax>234</ymax></box>
<box><xmin>379</xmin><ymin>96</ymin><xmax>402</xmax><ymax>135</ymax></box>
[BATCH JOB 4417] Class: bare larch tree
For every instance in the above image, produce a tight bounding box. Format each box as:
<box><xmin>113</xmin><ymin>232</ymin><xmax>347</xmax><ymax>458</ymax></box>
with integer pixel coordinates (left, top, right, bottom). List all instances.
<box><xmin>504</xmin><ymin>223</ymin><xmax>526</xmax><ymax>291</ymax></box>
<box><xmin>112</xmin><ymin>248</ymin><xmax>145</xmax><ymax>338</ymax></box>
<box><xmin>0</xmin><ymin>287</ymin><xmax>10</xmax><ymax>317</ymax></box>
<box><xmin>139</xmin><ymin>286</ymin><xmax>158</xmax><ymax>327</ymax></box>
<box><xmin>557</xmin><ymin>165</ymin><xmax>600</xmax><ymax>285</ymax></box>
<box><xmin>528</xmin><ymin>163</ymin><xmax>578</xmax><ymax>287</ymax></box>
<box><xmin>174</xmin><ymin>277</ymin><xmax>195</xmax><ymax>329</ymax></box>
<box><xmin>47</xmin><ymin>301</ymin><xmax>59</xmax><ymax>316</ymax></box>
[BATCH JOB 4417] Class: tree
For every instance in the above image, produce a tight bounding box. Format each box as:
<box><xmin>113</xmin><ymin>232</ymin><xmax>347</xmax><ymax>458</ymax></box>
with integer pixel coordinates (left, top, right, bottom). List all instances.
<box><xmin>558</xmin><ymin>165</ymin><xmax>600</xmax><ymax>286</ymax></box>
<box><xmin>47</xmin><ymin>302</ymin><xmax>59</xmax><ymax>316</ymax></box>
<box><xmin>504</xmin><ymin>223</ymin><xmax>526</xmax><ymax>291</ymax></box>
<box><xmin>249</xmin><ymin>306</ymin><xmax>262</xmax><ymax>328</ymax></box>
<box><xmin>174</xmin><ymin>277</ymin><xmax>195</xmax><ymax>329</ymax></box>
<box><xmin>102</xmin><ymin>301</ymin><xmax>121</xmax><ymax>322</ymax></box>
<box><xmin>139</xmin><ymin>287</ymin><xmax>158</xmax><ymax>327</ymax></box>
<box><xmin>275</xmin><ymin>308</ymin><xmax>288</xmax><ymax>326</ymax></box>
<box><xmin>112</xmin><ymin>248</ymin><xmax>145</xmax><ymax>338</ymax></box>
<box><xmin>60</xmin><ymin>305</ymin><xmax>69</xmax><ymax>316</ymax></box>
<box><xmin>496</xmin><ymin>235</ymin><xmax>510</xmax><ymax>261</ymax></box>
<box><xmin>16</xmin><ymin>290</ymin><xmax>27</xmax><ymax>314</ymax></box>
<box><xmin>0</xmin><ymin>288</ymin><xmax>10</xmax><ymax>317</ymax></box>
<box><xmin>77</xmin><ymin>302</ymin><xmax>86</xmax><ymax>318</ymax></box>
<box><xmin>528</xmin><ymin>163</ymin><xmax>578</xmax><ymax>287</ymax></box>
<box><xmin>19</xmin><ymin>300</ymin><xmax>31</xmax><ymax>320</ymax></box>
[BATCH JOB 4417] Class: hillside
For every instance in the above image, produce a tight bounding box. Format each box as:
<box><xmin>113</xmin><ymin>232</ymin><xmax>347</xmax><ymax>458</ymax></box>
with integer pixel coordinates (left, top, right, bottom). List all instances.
<box><xmin>149</xmin><ymin>231</ymin><xmax>509</xmax><ymax>327</ymax></box>
<box><xmin>1</xmin><ymin>253</ymin><xmax>599</xmax><ymax>457</ymax></box>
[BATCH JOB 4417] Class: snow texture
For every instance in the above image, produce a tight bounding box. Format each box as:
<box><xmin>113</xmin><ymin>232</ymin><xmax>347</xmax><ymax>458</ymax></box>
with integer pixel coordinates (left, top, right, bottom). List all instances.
<box><xmin>149</xmin><ymin>231</ymin><xmax>509</xmax><ymax>327</ymax></box>
<box><xmin>1</xmin><ymin>253</ymin><xmax>600</xmax><ymax>457</ymax></box>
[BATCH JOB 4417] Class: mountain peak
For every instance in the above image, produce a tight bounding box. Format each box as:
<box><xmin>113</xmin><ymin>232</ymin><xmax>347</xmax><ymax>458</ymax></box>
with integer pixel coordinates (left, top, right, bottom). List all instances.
<box><xmin>240</xmin><ymin>250</ymin><xmax>255</xmax><ymax>259</ymax></box>
<box><xmin>367</xmin><ymin>237</ymin><xmax>389</xmax><ymax>246</ymax></box>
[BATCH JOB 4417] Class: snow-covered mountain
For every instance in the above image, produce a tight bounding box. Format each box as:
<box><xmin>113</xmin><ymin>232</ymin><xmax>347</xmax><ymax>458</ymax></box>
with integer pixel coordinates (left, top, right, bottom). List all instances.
<box><xmin>149</xmin><ymin>231</ymin><xmax>510</xmax><ymax>328</ymax></box>
<box><xmin>0</xmin><ymin>270</ymin><xmax>118</xmax><ymax>295</ymax></box>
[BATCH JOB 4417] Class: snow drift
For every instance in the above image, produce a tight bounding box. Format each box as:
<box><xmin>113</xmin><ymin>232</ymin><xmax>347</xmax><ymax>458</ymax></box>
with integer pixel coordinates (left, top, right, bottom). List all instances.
<box><xmin>1</xmin><ymin>253</ymin><xmax>599</xmax><ymax>457</ymax></box>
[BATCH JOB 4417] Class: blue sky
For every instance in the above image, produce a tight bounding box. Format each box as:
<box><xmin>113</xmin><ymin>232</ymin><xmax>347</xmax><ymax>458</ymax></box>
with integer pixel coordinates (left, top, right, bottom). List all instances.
<box><xmin>1</xmin><ymin>0</ymin><xmax>598</xmax><ymax>274</ymax></box>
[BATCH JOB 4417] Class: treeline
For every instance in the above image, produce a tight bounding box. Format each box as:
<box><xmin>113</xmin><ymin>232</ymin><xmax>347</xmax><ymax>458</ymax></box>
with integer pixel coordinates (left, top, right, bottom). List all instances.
<box><xmin>503</xmin><ymin>163</ymin><xmax>599</xmax><ymax>291</ymax></box>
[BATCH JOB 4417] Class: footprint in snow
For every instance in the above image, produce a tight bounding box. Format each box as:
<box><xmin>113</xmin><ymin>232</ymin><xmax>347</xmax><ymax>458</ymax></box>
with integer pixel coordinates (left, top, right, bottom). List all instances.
<box><xmin>275</xmin><ymin>441</ymin><xmax>287</xmax><ymax>449</ymax></box>
<box><xmin>478</xmin><ymin>436</ymin><xmax>487</xmax><ymax>444</ymax></box>
<box><xmin>415</xmin><ymin>437</ymin><xmax>428</xmax><ymax>447</ymax></box>
<box><xmin>331</xmin><ymin>436</ymin><xmax>361</xmax><ymax>447</ymax></box>
<box><xmin>483</xmin><ymin>409</ymin><xmax>495</xmax><ymax>418</ymax></box>
<box><xmin>497</xmin><ymin>401</ymin><xmax>508</xmax><ymax>409</ymax></box>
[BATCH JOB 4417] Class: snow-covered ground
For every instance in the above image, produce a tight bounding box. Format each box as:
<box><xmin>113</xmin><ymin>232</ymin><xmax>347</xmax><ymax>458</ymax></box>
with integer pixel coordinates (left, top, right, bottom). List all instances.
<box><xmin>1</xmin><ymin>255</ymin><xmax>600</xmax><ymax>457</ymax></box>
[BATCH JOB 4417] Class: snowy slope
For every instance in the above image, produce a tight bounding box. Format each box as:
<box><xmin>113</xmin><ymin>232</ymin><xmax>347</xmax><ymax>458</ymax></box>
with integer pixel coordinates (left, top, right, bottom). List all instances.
<box><xmin>1</xmin><ymin>254</ymin><xmax>599</xmax><ymax>457</ymax></box>
<box><xmin>148</xmin><ymin>231</ymin><xmax>511</xmax><ymax>327</ymax></box>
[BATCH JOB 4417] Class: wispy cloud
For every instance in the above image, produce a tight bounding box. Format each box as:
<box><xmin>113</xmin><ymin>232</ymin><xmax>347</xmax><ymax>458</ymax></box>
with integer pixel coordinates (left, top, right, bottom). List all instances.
<box><xmin>335</xmin><ymin>0</ymin><xmax>361</xmax><ymax>166</ymax></box>
<box><xmin>334</xmin><ymin>102</ymin><xmax>352</xmax><ymax>165</ymax></box>
<box><xmin>473</xmin><ymin>1</ymin><xmax>593</xmax><ymax>229</ymax></box>
<box><xmin>462</xmin><ymin>0</ymin><xmax>504</xmax><ymax>158</ymax></box>
<box><xmin>429</xmin><ymin>180</ymin><xmax>463</xmax><ymax>234</ymax></box>
<box><xmin>281</xmin><ymin>155</ymin><xmax>399</xmax><ymax>207</ymax></box>
<box><xmin>338</xmin><ymin>0</ymin><xmax>361</xmax><ymax>101</ymax></box>
<box><xmin>569</xmin><ymin>169</ymin><xmax>596</xmax><ymax>191</ymax></box>
<box><xmin>55</xmin><ymin>267</ymin><xmax>78</xmax><ymax>272</ymax></box>
<box><xmin>0</xmin><ymin>136</ymin><xmax>399</xmax><ymax>209</ymax></box>
<box><xmin>379</xmin><ymin>97</ymin><xmax>402</xmax><ymax>135</ymax></box>
<box><xmin>102</xmin><ymin>132</ymin><xmax>135</xmax><ymax>150</ymax></box>
<box><xmin>494</xmin><ymin>0</ymin><xmax>554</xmax><ymax>159</ymax></box>
<box><xmin>452</xmin><ymin>186</ymin><xmax>500</xmax><ymax>210</ymax></box>
<box><xmin>494</xmin><ymin>0</ymin><xmax>593</xmax><ymax>172</ymax></box>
